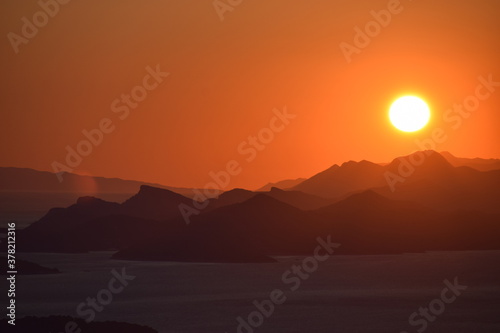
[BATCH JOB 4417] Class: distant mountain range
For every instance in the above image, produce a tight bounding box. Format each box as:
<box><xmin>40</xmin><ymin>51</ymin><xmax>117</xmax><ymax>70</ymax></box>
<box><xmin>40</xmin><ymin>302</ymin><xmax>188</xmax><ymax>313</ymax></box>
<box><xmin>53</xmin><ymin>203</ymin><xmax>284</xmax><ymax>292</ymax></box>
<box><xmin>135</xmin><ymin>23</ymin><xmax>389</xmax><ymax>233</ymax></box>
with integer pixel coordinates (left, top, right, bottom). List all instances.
<box><xmin>2</xmin><ymin>152</ymin><xmax>498</xmax><ymax>226</ymax></box>
<box><xmin>8</xmin><ymin>151</ymin><xmax>500</xmax><ymax>262</ymax></box>
<box><xmin>0</xmin><ymin>167</ymin><xmax>196</xmax><ymax>195</ymax></box>
<box><xmin>0</xmin><ymin>167</ymin><xmax>199</xmax><ymax>226</ymax></box>
<box><xmin>17</xmin><ymin>185</ymin><xmax>192</xmax><ymax>253</ymax></box>
<box><xmin>440</xmin><ymin>151</ymin><xmax>500</xmax><ymax>171</ymax></box>
<box><xmin>257</xmin><ymin>178</ymin><xmax>306</xmax><ymax>191</ymax></box>
<box><xmin>205</xmin><ymin>187</ymin><xmax>334</xmax><ymax>211</ymax></box>
<box><xmin>293</xmin><ymin>151</ymin><xmax>500</xmax><ymax>214</ymax></box>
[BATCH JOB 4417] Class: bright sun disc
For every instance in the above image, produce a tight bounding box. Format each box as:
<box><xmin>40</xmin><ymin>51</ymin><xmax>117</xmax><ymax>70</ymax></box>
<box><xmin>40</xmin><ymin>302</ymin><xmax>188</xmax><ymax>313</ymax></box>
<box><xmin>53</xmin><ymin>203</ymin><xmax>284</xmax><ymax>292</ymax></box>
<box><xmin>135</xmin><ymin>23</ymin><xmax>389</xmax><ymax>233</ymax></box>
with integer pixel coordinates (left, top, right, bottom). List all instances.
<box><xmin>389</xmin><ymin>96</ymin><xmax>430</xmax><ymax>132</ymax></box>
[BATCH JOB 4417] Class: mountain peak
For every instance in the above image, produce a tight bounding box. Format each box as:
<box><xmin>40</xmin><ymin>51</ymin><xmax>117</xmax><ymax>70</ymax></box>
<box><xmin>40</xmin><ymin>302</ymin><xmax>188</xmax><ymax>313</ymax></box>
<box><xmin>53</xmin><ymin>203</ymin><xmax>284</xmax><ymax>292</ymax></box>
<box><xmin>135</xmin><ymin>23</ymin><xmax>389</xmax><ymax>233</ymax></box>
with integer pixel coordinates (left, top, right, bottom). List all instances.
<box><xmin>216</xmin><ymin>188</ymin><xmax>254</xmax><ymax>202</ymax></box>
<box><xmin>257</xmin><ymin>178</ymin><xmax>307</xmax><ymax>191</ymax></box>
<box><xmin>318</xmin><ymin>190</ymin><xmax>409</xmax><ymax>214</ymax></box>
<box><xmin>340</xmin><ymin>190</ymin><xmax>390</xmax><ymax>205</ymax></box>
<box><xmin>125</xmin><ymin>184</ymin><xmax>191</xmax><ymax>207</ymax></box>
<box><xmin>387</xmin><ymin>150</ymin><xmax>453</xmax><ymax>172</ymax></box>
<box><xmin>439</xmin><ymin>151</ymin><xmax>454</xmax><ymax>158</ymax></box>
<box><xmin>340</xmin><ymin>159</ymin><xmax>377</xmax><ymax>168</ymax></box>
<box><xmin>340</xmin><ymin>160</ymin><xmax>357</xmax><ymax>167</ymax></box>
<box><xmin>223</xmin><ymin>188</ymin><xmax>253</xmax><ymax>195</ymax></box>
<box><xmin>137</xmin><ymin>185</ymin><xmax>183</xmax><ymax>198</ymax></box>
<box><xmin>415</xmin><ymin>151</ymin><xmax>454</xmax><ymax>171</ymax></box>
<box><xmin>139</xmin><ymin>184</ymin><xmax>162</xmax><ymax>192</ymax></box>
<box><xmin>76</xmin><ymin>196</ymin><xmax>107</xmax><ymax>206</ymax></box>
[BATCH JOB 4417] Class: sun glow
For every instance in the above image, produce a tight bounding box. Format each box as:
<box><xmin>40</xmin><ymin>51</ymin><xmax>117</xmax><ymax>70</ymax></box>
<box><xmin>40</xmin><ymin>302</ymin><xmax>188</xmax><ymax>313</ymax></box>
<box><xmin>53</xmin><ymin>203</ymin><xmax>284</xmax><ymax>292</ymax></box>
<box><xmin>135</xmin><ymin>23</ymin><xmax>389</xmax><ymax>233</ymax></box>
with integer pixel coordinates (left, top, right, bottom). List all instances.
<box><xmin>389</xmin><ymin>96</ymin><xmax>431</xmax><ymax>132</ymax></box>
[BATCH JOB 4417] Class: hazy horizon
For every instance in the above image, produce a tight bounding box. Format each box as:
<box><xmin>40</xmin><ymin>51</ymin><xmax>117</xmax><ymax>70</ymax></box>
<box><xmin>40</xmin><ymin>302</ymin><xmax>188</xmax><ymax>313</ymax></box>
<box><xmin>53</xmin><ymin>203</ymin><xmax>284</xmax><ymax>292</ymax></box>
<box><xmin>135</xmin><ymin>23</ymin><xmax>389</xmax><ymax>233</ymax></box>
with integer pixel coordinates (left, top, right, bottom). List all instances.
<box><xmin>1</xmin><ymin>149</ymin><xmax>499</xmax><ymax>190</ymax></box>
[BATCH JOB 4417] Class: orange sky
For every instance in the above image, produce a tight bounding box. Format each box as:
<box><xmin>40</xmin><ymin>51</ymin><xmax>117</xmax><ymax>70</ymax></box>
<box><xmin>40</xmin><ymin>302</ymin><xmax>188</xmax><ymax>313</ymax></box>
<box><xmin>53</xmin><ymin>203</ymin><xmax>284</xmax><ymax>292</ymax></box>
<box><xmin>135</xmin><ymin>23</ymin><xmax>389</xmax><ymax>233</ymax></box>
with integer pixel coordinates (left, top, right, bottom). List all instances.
<box><xmin>1</xmin><ymin>0</ymin><xmax>499</xmax><ymax>189</ymax></box>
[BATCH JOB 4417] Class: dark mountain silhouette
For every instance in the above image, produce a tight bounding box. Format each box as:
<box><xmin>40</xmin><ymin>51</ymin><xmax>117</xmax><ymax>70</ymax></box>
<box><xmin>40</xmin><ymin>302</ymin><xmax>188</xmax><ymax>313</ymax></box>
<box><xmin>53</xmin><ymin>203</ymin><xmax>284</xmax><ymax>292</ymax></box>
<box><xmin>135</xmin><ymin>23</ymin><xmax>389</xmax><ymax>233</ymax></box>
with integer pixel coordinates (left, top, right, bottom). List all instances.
<box><xmin>292</xmin><ymin>151</ymin><xmax>500</xmax><ymax>213</ymax></box>
<box><xmin>190</xmin><ymin>194</ymin><xmax>329</xmax><ymax>255</ymax></box>
<box><xmin>16</xmin><ymin>186</ymin><xmax>192</xmax><ymax>252</ymax></box>
<box><xmin>117</xmin><ymin>188</ymin><xmax>500</xmax><ymax>259</ymax></box>
<box><xmin>206</xmin><ymin>187</ymin><xmax>333</xmax><ymax>211</ymax></box>
<box><xmin>17</xmin><ymin>185</ymin><xmax>330</xmax><ymax>256</ymax></box>
<box><xmin>205</xmin><ymin>188</ymin><xmax>257</xmax><ymax>211</ymax></box>
<box><xmin>321</xmin><ymin>189</ymin><xmax>415</xmax><ymax>211</ymax></box>
<box><xmin>265</xmin><ymin>187</ymin><xmax>333</xmax><ymax>210</ymax></box>
<box><xmin>22</xmin><ymin>196</ymin><xmax>122</xmax><ymax>235</ymax></box>
<box><xmin>114</xmin><ymin>194</ymin><xmax>329</xmax><ymax>261</ymax></box>
<box><xmin>440</xmin><ymin>151</ymin><xmax>500</xmax><ymax>171</ymax></box>
<box><xmin>0</xmin><ymin>167</ymin><xmax>200</xmax><ymax>227</ymax></box>
<box><xmin>113</xmin><ymin>228</ymin><xmax>275</xmax><ymax>263</ymax></box>
<box><xmin>257</xmin><ymin>177</ymin><xmax>306</xmax><ymax>191</ymax></box>
<box><xmin>377</xmin><ymin>151</ymin><xmax>500</xmax><ymax>213</ymax></box>
<box><xmin>121</xmin><ymin>185</ymin><xmax>195</xmax><ymax>220</ymax></box>
<box><xmin>293</xmin><ymin>150</ymin><xmax>455</xmax><ymax>199</ymax></box>
<box><xmin>316</xmin><ymin>190</ymin><xmax>500</xmax><ymax>254</ymax></box>
<box><xmin>384</xmin><ymin>150</ymin><xmax>456</xmax><ymax>183</ymax></box>
<box><xmin>18</xmin><ymin>213</ymin><xmax>155</xmax><ymax>253</ymax></box>
<box><xmin>293</xmin><ymin>160</ymin><xmax>386</xmax><ymax>198</ymax></box>
<box><xmin>11</xmin><ymin>151</ymin><xmax>500</xmax><ymax>259</ymax></box>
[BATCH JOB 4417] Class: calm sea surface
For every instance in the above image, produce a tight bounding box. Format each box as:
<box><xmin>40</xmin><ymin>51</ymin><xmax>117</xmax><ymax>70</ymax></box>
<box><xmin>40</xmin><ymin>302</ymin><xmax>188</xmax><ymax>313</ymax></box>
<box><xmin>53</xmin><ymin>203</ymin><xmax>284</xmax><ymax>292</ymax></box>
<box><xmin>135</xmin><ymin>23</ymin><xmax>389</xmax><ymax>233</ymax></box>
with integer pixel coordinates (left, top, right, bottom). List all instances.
<box><xmin>15</xmin><ymin>251</ymin><xmax>500</xmax><ymax>332</ymax></box>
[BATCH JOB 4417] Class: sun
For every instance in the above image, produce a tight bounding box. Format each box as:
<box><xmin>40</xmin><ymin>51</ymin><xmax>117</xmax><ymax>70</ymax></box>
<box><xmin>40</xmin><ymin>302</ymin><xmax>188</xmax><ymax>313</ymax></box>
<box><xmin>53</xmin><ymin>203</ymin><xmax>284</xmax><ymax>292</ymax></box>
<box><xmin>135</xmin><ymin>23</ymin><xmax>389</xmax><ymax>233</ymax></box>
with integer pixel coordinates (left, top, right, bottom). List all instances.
<box><xmin>389</xmin><ymin>96</ymin><xmax>431</xmax><ymax>132</ymax></box>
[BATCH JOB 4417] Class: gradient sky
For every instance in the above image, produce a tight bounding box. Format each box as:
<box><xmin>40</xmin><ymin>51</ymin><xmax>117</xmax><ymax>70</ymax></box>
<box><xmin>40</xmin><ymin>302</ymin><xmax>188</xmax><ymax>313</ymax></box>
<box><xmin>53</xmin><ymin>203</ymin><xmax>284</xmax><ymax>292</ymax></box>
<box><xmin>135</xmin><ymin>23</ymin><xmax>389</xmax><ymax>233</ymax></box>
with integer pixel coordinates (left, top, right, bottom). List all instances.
<box><xmin>1</xmin><ymin>0</ymin><xmax>499</xmax><ymax>189</ymax></box>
